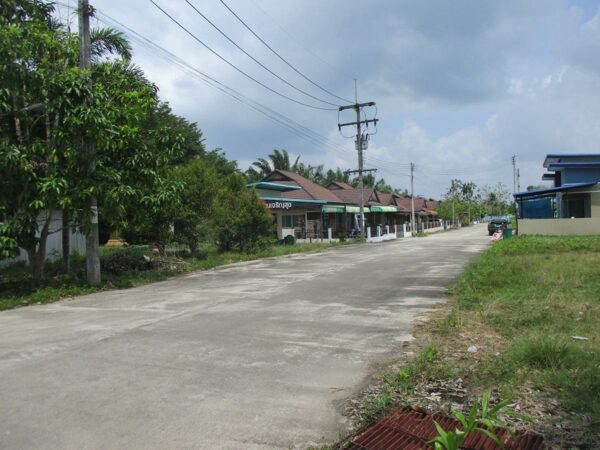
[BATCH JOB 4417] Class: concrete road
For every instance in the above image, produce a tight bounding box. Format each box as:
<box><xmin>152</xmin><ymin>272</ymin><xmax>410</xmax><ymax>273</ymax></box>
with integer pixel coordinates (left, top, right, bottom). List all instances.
<box><xmin>0</xmin><ymin>225</ymin><xmax>489</xmax><ymax>449</ymax></box>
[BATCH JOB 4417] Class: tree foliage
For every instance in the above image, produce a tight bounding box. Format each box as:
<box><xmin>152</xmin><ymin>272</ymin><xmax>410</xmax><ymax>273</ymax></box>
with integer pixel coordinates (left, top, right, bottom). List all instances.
<box><xmin>1</xmin><ymin>1</ymin><xmax>268</xmax><ymax>282</ymax></box>
<box><xmin>213</xmin><ymin>174</ymin><xmax>275</xmax><ymax>252</ymax></box>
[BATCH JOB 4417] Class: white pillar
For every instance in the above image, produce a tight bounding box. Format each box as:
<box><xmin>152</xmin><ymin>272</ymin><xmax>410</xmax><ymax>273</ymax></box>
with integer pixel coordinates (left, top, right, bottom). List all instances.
<box><xmin>327</xmin><ymin>227</ymin><xmax>332</xmax><ymax>241</ymax></box>
<box><xmin>386</xmin><ymin>225</ymin><xmax>390</xmax><ymax>235</ymax></box>
<box><xmin>367</xmin><ymin>227</ymin><xmax>371</xmax><ymax>239</ymax></box>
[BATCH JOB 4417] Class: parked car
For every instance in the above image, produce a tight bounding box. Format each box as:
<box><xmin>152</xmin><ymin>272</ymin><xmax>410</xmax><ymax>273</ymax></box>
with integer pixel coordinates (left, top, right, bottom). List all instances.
<box><xmin>488</xmin><ymin>218</ymin><xmax>508</xmax><ymax>235</ymax></box>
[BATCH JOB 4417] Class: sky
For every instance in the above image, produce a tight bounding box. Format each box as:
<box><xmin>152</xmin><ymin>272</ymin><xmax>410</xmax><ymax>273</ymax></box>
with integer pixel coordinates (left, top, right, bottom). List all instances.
<box><xmin>56</xmin><ymin>0</ymin><xmax>600</xmax><ymax>198</ymax></box>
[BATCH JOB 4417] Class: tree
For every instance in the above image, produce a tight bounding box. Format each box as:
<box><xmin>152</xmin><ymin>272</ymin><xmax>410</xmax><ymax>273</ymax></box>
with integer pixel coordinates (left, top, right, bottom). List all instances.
<box><xmin>0</xmin><ymin>2</ymin><xmax>186</xmax><ymax>281</ymax></box>
<box><xmin>213</xmin><ymin>174</ymin><xmax>275</xmax><ymax>252</ymax></box>
<box><xmin>246</xmin><ymin>149</ymin><xmax>300</xmax><ymax>181</ymax></box>
<box><xmin>1</xmin><ymin>0</ymin><xmax>82</xmax><ymax>280</ymax></box>
<box><xmin>170</xmin><ymin>158</ymin><xmax>220</xmax><ymax>255</ymax></box>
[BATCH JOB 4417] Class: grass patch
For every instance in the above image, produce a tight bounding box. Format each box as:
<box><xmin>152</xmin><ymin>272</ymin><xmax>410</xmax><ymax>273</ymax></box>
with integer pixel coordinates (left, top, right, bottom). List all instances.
<box><xmin>355</xmin><ymin>235</ymin><xmax>600</xmax><ymax>447</ymax></box>
<box><xmin>0</xmin><ymin>241</ymin><xmax>354</xmax><ymax>311</ymax></box>
<box><xmin>450</xmin><ymin>235</ymin><xmax>600</xmax><ymax>420</ymax></box>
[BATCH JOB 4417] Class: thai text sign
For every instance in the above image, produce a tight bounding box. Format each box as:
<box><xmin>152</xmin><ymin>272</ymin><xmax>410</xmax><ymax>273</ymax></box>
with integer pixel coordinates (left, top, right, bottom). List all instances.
<box><xmin>266</xmin><ymin>201</ymin><xmax>292</xmax><ymax>210</ymax></box>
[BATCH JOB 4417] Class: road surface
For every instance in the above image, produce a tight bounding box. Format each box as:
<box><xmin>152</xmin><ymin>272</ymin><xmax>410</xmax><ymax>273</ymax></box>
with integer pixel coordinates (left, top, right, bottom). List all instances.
<box><xmin>0</xmin><ymin>225</ymin><xmax>489</xmax><ymax>449</ymax></box>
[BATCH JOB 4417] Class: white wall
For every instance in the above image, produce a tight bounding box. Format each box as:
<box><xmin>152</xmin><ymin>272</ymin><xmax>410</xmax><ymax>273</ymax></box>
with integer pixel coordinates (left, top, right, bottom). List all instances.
<box><xmin>0</xmin><ymin>210</ymin><xmax>86</xmax><ymax>266</ymax></box>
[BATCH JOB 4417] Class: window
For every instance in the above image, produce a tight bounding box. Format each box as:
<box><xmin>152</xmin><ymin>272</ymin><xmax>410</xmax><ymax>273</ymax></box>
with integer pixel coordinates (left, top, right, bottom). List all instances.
<box><xmin>282</xmin><ymin>214</ymin><xmax>305</xmax><ymax>228</ymax></box>
<box><xmin>563</xmin><ymin>194</ymin><xmax>591</xmax><ymax>218</ymax></box>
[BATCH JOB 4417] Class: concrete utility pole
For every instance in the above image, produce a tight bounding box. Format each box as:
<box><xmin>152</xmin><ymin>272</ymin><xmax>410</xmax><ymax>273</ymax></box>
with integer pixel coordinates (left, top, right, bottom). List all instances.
<box><xmin>517</xmin><ymin>168</ymin><xmax>521</xmax><ymax>192</ymax></box>
<box><xmin>338</xmin><ymin>81</ymin><xmax>378</xmax><ymax>239</ymax></box>
<box><xmin>512</xmin><ymin>155</ymin><xmax>517</xmax><ymax>193</ymax></box>
<box><xmin>410</xmin><ymin>162</ymin><xmax>416</xmax><ymax>236</ymax></box>
<box><xmin>79</xmin><ymin>0</ymin><xmax>101</xmax><ymax>285</ymax></box>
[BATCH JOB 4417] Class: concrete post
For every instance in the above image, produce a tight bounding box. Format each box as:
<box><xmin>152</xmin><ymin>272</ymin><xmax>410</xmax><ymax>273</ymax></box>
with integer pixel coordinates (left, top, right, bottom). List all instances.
<box><xmin>367</xmin><ymin>227</ymin><xmax>371</xmax><ymax>239</ymax></box>
<box><xmin>327</xmin><ymin>228</ymin><xmax>332</xmax><ymax>241</ymax></box>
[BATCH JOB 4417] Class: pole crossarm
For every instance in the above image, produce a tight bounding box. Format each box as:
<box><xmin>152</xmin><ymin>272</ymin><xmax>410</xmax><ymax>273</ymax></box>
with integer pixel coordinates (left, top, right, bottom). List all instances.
<box><xmin>338</xmin><ymin>101</ymin><xmax>375</xmax><ymax>111</ymax></box>
<box><xmin>344</xmin><ymin>168</ymin><xmax>377</xmax><ymax>175</ymax></box>
<box><xmin>338</xmin><ymin>118</ymin><xmax>379</xmax><ymax>129</ymax></box>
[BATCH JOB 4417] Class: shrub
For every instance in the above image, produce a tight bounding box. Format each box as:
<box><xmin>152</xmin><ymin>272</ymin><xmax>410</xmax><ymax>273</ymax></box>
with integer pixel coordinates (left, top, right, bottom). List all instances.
<box><xmin>101</xmin><ymin>247</ymin><xmax>159</xmax><ymax>274</ymax></box>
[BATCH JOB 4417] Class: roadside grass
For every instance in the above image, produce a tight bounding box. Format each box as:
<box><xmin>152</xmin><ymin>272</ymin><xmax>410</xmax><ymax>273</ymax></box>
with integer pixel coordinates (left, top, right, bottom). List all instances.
<box><xmin>0</xmin><ymin>241</ymin><xmax>354</xmax><ymax>311</ymax></box>
<box><xmin>357</xmin><ymin>234</ymin><xmax>600</xmax><ymax>445</ymax></box>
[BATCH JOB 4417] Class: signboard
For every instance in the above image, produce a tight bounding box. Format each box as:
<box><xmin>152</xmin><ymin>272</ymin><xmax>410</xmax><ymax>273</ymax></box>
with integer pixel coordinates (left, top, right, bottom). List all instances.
<box><xmin>265</xmin><ymin>201</ymin><xmax>293</xmax><ymax>210</ymax></box>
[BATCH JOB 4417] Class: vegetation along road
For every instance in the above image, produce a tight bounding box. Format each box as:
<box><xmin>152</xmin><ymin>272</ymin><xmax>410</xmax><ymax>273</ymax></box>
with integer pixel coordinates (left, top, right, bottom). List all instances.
<box><xmin>0</xmin><ymin>226</ymin><xmax>489</xmax><ymax>449</ymax></box>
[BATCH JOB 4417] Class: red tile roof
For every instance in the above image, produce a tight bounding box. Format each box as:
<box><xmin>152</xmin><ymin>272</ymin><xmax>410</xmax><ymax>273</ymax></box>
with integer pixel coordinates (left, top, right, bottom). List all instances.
<box><xmin>262</xmin><ymin>170</ymin><xmax>344</xmax><ymax>203</ymax></box>
<box><xmin>326</xmin><ymin>181</ymin><xmax>354</xmax><ymax>190</ymax></box>
<box><xmin>330</xmin><ymin>187</ymin><xmax>379</xmax><ymax>206</ymax></box>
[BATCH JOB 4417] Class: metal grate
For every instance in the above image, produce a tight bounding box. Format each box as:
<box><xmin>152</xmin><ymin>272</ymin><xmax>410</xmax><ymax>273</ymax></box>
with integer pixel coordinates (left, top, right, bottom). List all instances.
<box><xmin>342</xmin><ymin>407</ymin><xmax>544</xmax><ymax>450</ymax></box>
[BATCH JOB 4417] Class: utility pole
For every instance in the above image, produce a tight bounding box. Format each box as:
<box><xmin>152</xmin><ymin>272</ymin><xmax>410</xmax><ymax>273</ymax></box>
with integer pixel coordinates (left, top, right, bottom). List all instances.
<box><xmin>345</xmin><ymin>168</ymin><xmax>377</xmax><ymax>234</ymax></box>
<box><xmin>338</xmin><ymin>81</ymin><xmax>378</xmax><ymax>239</ymax></box>
<box><xmin>410</xmin><ymin>162</ymin><xmax>416</xmax><ymax>236</ymax></box>
<box><xmin>512</xmin><ymin>155</ymin><xmax>517</xmax><ymax>193</ymax></box>
<box><xmin>517</xmin><ymin>168</ymin><xmax>521</xmax><ymax>192</ymax></box>
<box><xmin>79</xmin><ymin>0</ymin><xmax>100</xmax><ymax>285</ymax></box>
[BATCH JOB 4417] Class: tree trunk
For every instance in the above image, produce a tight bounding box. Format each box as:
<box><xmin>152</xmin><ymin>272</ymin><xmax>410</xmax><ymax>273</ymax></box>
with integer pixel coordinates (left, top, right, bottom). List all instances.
<box><xmin>62</xmin><ymin>210</ymin><xmax>70</xmax><ymax>273</ymax></box>
<box><xmin>27</xmin><ymin>212</ymin><xmax>52</xmax><ymax>284</ymax></box>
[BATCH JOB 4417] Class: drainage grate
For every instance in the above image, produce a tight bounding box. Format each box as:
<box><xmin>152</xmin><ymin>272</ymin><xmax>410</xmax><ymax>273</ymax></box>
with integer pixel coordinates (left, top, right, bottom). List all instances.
<box><xmin>342</xmin><ymin>407</ymin><xmax>544</xmax><ymax>450</ymax></box>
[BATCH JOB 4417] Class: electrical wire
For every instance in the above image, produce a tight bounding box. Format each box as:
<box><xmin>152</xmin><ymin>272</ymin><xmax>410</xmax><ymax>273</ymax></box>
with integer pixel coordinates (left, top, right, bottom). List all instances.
<box><xmin>79</xmin><ymin>7</ymin><xmax>356</xmax><ymax>160</ymax></box>
<box><xmin>149</xmin><ymin>0</ymin><xmax>337</xmax><ymax>111</ymax></box>
<box><xmin>218</xmin><ymin>0</ymin><xmax>352</xmax><ymax>104</ymax></box>
<box><xmin>185</xmin><ymin>0</ymin><xmax>340</xmax><ymax>108</ymax></box>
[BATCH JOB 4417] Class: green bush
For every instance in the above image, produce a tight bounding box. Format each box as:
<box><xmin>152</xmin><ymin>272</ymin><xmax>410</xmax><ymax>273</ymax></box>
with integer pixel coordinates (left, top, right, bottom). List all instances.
<box><xmin>101</xmin><ymin>247</ymin><xmax>159</xmax><ymax>274</ymax></box>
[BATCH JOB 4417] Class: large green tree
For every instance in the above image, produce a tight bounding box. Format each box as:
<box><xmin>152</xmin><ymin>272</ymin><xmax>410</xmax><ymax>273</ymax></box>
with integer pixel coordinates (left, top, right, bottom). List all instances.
<box><xmin>0</xmin><ymin>1</ymin><xmax>186</xmax><ymax>281</ymax></box>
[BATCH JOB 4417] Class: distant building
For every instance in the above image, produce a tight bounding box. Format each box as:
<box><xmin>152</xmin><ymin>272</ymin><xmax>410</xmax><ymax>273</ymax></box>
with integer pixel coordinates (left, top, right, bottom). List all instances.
<box><xmin>249</xmin><ymin>170</ymin><xmax>441</xmax><ymax>240</ymax></box>
<box><xmin>514</xmin><ymin>153</ymin><xmax>600</xmax><ymax>235</ymax></box>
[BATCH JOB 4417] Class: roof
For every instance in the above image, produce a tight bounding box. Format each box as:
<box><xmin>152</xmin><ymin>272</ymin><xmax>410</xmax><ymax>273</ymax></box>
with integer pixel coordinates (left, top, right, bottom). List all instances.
<box><xmin>543</xmin><ymin>153</ymin><xmax>600</xmax><ymax>168</ymax></box>
<box><xmin>513</xmin><ymin>181</ymin><xmax>597</xmax><ymax>199</ymax></box>
<box><xmin>247</xmin><ymin>181</ymin><xmax>301</xmax><ymax>192</ymax></box>
<box><xmin>325</xmin><ymin>181</ymin><xmax>353</xmax><ymax>190</ymax></box>
<box><xmin>326</xmin><ymin>186</ymin><xmax>378</xmax><ymax>206</ymax></box>
<box><xmin>262</xmin><ymin>170</ymin><xmax>344</xmax><ymax>203</ymax></box>
<box><xmin>547</xmin><ymin>161</ymin><xmax>600</xmax><ymax>171</ymax></box>
<box><xmin>377</xmin><ymin>192</ymin><xmax>393</xmax><ymax>206</ymax></box>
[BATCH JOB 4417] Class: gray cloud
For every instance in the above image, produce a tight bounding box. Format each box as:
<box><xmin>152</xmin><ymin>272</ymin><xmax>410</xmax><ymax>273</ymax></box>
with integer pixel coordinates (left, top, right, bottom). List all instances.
<box><xmin>68</xmin><ymin>0</ymin><xmax>600</xmax><ymax>197</ymax></box>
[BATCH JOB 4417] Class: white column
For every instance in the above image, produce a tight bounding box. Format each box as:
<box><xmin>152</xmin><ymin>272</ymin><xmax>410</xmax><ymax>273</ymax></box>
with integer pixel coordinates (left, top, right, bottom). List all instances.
<box><xmin>327</xmin><ymin>227</ymin><xmax>332</xmax><ymax>241</ymax></box>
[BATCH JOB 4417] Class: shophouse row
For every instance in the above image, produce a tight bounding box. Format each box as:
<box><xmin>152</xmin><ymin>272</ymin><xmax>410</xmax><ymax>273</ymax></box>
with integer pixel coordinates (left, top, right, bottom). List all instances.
<box><xmin>249</xmin><ymin>170</ymin><xmax>441</xmax><ymax>240</ymax></box>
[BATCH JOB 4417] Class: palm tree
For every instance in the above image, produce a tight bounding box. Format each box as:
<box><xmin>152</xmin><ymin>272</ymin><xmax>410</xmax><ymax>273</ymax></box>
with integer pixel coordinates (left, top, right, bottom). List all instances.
<box><xmin>246</xmin><ymin>149</ymin><xmax>301</xmax><ymax>181</ymax></box>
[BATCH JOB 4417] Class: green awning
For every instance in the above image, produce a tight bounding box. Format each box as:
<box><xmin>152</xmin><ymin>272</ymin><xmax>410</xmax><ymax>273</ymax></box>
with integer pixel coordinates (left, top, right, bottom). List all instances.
<box><xmin>346</xmin><ymin>206</ymin><xmax>370</xmax><ymax>213</ymax></box>
<box><xmin>370</xmin><ymin>205</ymin><xmax>398</xmax><ymax>212</ymax></box>
<box><xmin>321</xmin><ymin>205</ymin><xmax>345</xmax><ymax>213</ymax></box>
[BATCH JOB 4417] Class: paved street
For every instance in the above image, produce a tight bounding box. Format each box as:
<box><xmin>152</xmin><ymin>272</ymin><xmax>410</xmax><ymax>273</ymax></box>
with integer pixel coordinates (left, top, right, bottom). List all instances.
<box><xmin>0</xmin><ymin>225</ymin><xmax>489</xmax><ymax>449</ymax></box>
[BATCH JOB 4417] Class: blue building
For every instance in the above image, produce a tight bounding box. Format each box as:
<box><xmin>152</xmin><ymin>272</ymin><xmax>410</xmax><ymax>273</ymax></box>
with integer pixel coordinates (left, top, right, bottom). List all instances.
<box><xmin>513</xmin><ymin>154</ymin><xmax>600</xmax><ymax>235</ymax></box>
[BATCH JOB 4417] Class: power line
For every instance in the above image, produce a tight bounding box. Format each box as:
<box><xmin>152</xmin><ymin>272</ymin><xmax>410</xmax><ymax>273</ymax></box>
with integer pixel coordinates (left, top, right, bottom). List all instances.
<box><xmin>185</xmin><ymin>0</ymin><xmax>340</xmax><ymax>108</ymax></box>
<box><xmin>148</xmin><ymin>0</ymin><xmax>337</xmax><ymax>111</ymax></box>
<box><xmin>218</xmin><ymin>0</ymin><xmax>352</xmax><ymax>104</ymax></box>
<box><xmin>84</xmin><ymin>8</ymin><xmax>355</xmax><ymax>160</ymax></box>
<box><xmin>247</xmin><ymin>0</ymin><xmax>338</xmax><ymax>73</ymax></box>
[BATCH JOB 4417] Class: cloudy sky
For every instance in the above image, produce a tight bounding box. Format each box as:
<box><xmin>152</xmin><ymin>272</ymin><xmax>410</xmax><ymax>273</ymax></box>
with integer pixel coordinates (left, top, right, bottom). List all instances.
<box><xmin>57</xmin><ymin>0</ymin><xmax>600</xmax><ymax>198</ymax></box>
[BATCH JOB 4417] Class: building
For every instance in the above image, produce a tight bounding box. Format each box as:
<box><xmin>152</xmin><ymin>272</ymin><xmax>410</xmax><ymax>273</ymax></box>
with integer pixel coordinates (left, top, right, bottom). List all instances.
<box><xmin>252</xmin><ymin>170</ymin><xmax>347</xmax><ymax>239</ymax></box>
<box><xmin>250</xmin><ymin>170</ymin><xmax>441</xmax><ymax>240</ymax></box>
<box><xmin>514</xmin><ymin>153</ymin><xmax>600</xmax><ymax>235</ymax></box>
